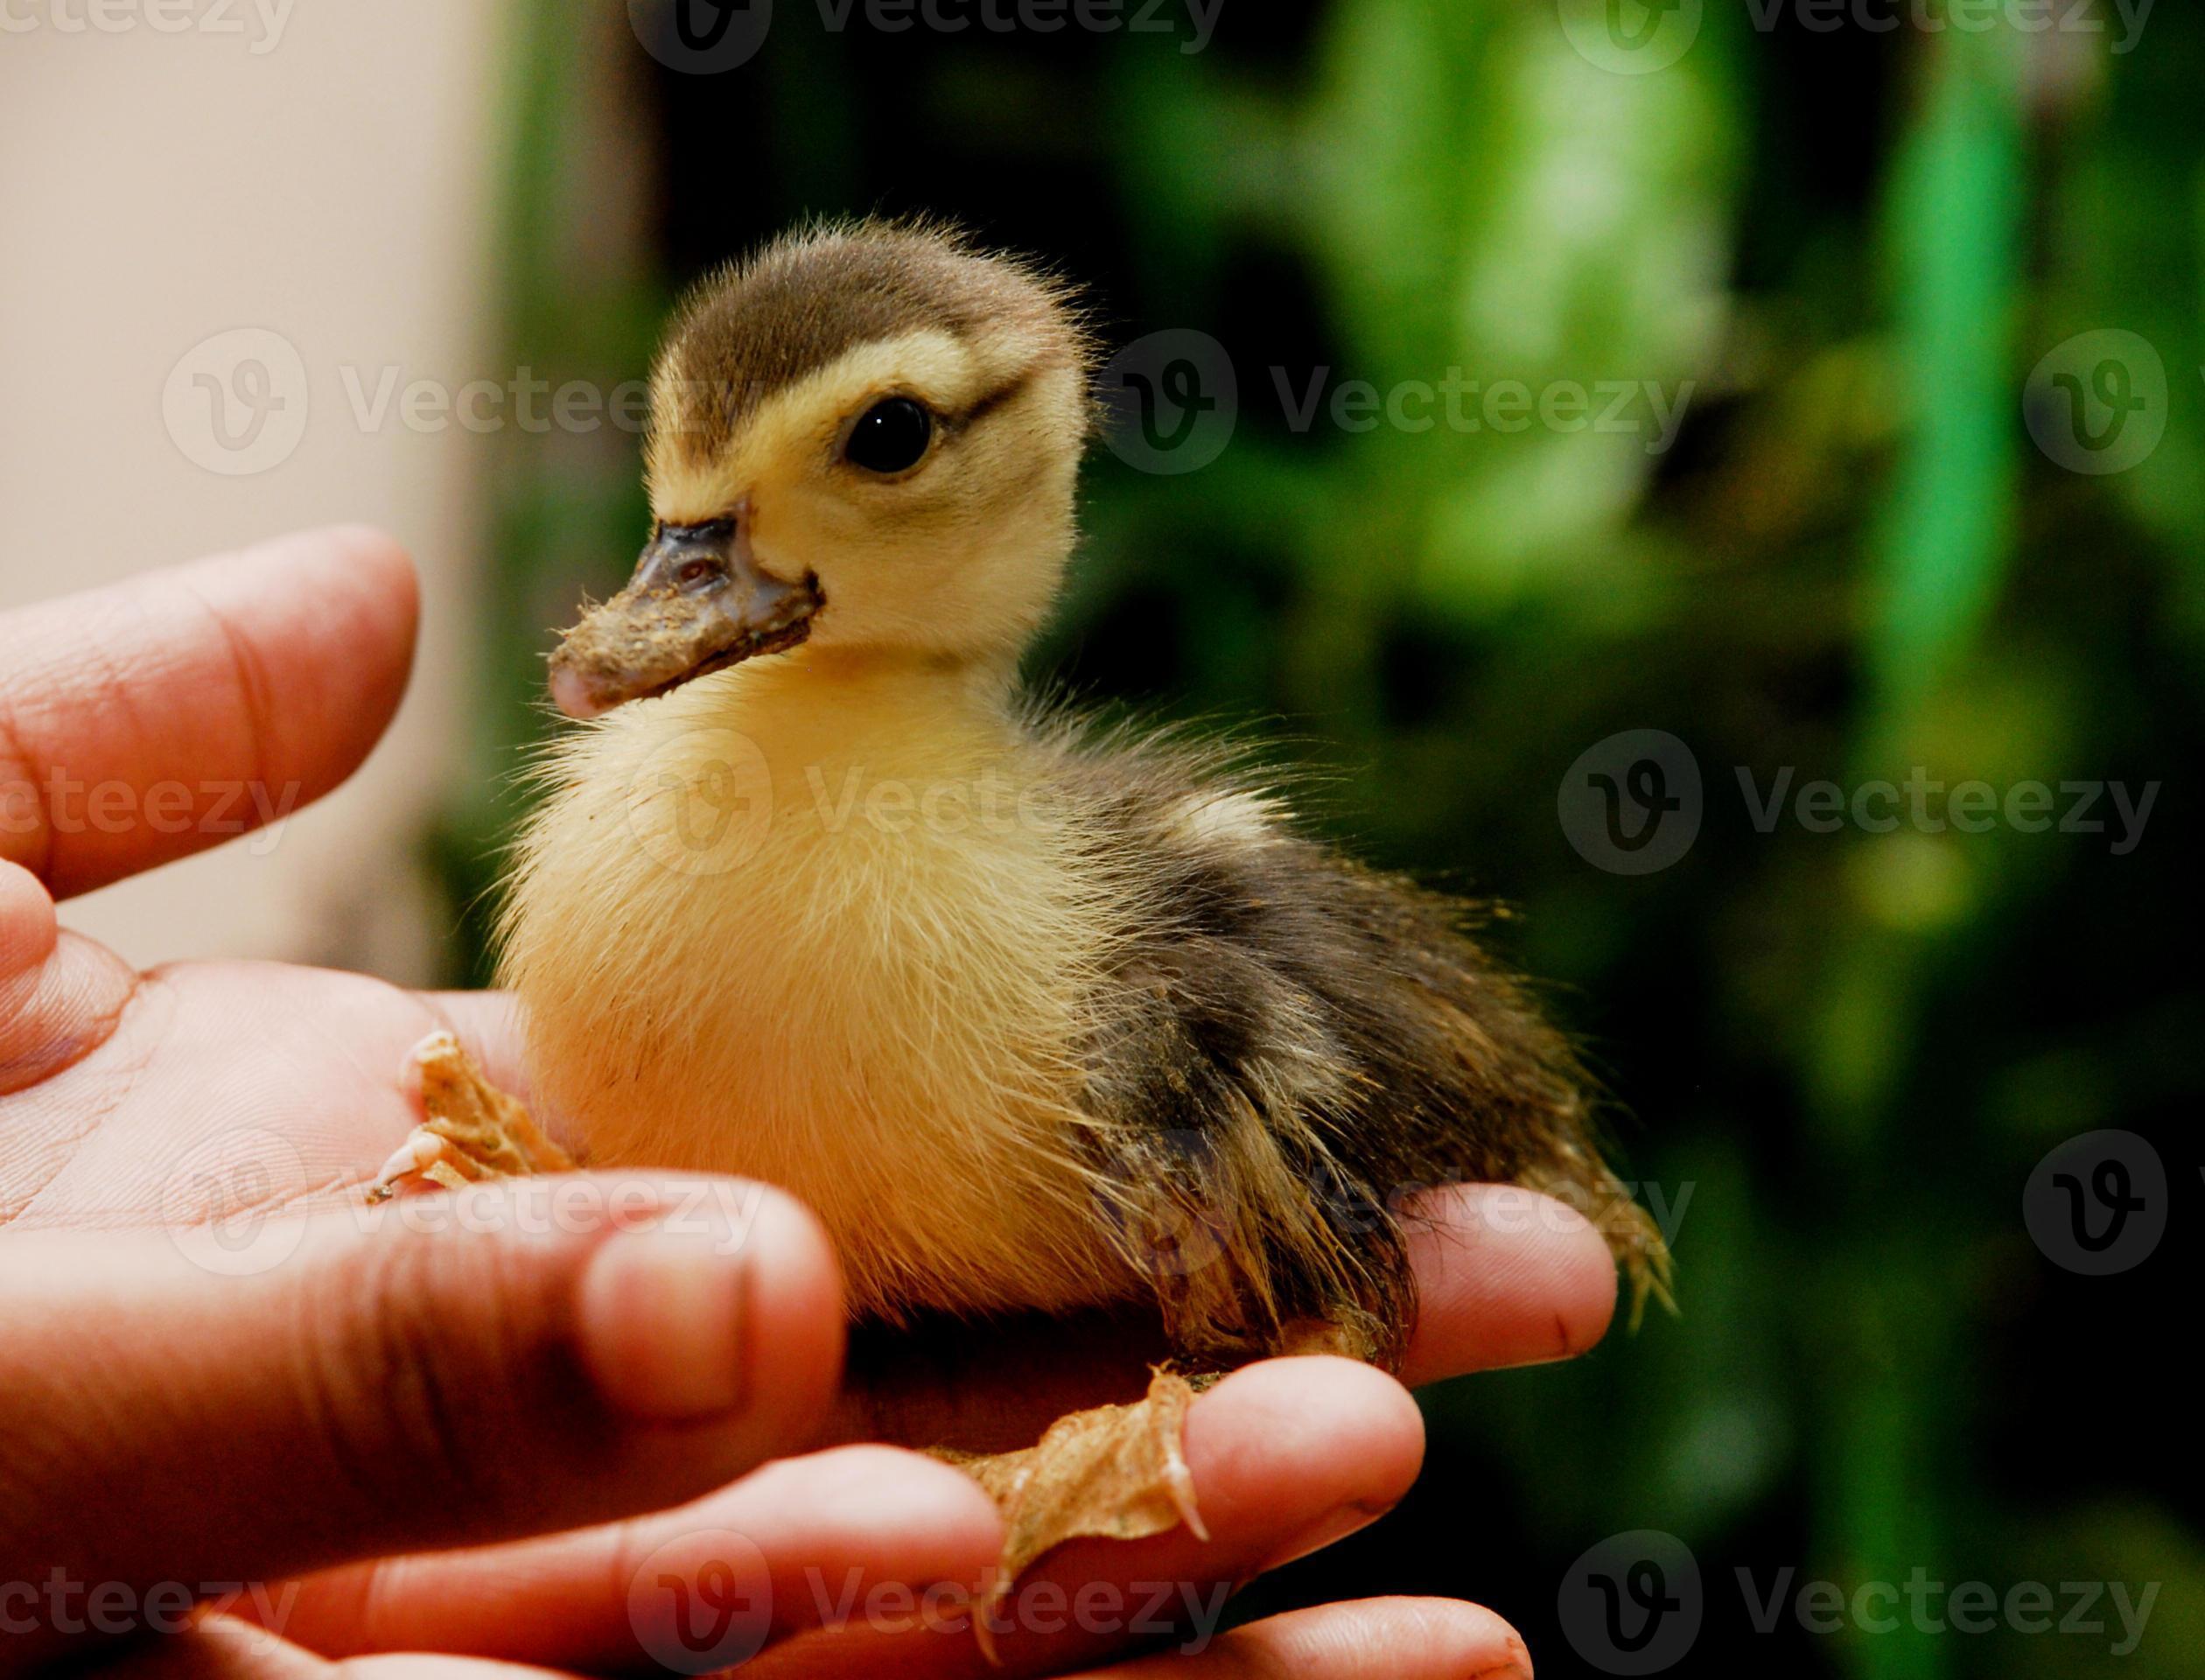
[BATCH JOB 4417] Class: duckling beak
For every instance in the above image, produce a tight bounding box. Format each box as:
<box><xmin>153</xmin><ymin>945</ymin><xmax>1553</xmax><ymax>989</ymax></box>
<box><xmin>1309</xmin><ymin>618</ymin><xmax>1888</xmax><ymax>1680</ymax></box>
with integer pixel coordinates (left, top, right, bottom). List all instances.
<box><xmin>548</xmin><ymin>501</ymin><xmax>822</xmax><ymax>720</ymax></box>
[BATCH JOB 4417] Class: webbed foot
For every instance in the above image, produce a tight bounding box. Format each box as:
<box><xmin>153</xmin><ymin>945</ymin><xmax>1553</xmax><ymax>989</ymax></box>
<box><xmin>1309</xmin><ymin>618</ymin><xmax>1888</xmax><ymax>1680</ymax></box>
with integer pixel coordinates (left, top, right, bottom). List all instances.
<box><xmin>934</xmin><ymin>1368</ymin><xmax>1208</xmax><ymax>1664</ymax></box>
<box><xmin>366</xmin><ymin>1031</ymin><xmax>575</xmax><ymax>1201</ymax></box>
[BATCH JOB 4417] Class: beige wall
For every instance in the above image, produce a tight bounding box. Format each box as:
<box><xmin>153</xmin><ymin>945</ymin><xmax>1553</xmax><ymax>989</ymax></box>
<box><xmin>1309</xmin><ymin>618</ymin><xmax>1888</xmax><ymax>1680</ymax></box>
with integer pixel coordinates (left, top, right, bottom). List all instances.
<box><xmin>0</xmin><ymin>0</ymin><xmax>510</xmax><ymax>978</ymax></box>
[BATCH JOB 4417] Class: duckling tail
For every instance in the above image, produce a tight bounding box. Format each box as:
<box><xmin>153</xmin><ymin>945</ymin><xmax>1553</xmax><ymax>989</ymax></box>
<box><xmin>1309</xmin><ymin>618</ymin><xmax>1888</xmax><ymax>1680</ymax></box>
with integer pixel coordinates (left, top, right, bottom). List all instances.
<box><xmin>1521</xmin><ymin>1156</ymin><xmax>1677</xmax><ymax>1332</ymax></box>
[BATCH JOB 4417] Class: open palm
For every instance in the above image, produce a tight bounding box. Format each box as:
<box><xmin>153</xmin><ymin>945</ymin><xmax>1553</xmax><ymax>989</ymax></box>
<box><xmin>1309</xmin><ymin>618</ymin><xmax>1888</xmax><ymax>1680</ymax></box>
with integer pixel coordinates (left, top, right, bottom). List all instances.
<box><xmin>0</xmin><ymin>529</ymin><xmax>1615</xmax><ymax>1679</ymax></box>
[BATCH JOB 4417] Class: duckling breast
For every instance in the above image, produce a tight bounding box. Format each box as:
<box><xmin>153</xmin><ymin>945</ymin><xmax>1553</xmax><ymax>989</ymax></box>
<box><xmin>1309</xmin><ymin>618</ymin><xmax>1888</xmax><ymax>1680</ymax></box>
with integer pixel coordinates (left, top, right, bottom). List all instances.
<box><xmin>497</xmin><ymin>674</ymin><xmax>1151</xmax><ymax>1323</ymax></box>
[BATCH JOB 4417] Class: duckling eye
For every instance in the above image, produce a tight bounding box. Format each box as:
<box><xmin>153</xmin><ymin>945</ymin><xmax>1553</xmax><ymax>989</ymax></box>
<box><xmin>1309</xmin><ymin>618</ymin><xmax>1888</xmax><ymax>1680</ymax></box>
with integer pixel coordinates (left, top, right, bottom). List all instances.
<box><xmin>843</xmin><ymin>397</ymin><xmax>934</xmax><ymax>475</ymax></box>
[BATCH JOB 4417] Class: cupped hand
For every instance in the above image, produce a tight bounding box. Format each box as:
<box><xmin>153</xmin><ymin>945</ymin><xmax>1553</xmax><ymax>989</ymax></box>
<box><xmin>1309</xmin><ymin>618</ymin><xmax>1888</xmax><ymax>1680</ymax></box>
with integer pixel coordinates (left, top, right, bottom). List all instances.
<box><xmin>0</xmin><ymin>530</ymin><xmax>1607</xmax><ymax>1678</ymax></box>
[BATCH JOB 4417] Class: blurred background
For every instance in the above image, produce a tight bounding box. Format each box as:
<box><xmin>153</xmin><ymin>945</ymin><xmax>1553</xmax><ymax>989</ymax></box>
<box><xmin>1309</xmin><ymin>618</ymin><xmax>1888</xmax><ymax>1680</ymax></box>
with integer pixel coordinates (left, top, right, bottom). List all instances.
<box><xmin>4</xmin><ymin>1</ymin><xmax>2199</xmax><ymax>1674</ymax></box>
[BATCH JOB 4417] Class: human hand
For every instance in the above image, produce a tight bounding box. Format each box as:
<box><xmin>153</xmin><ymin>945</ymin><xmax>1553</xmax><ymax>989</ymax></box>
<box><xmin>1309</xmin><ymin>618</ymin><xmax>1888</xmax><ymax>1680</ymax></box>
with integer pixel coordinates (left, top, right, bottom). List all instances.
<box><xmin>0</xmin><ymin>529</ymin><xmax>1609</xmax><ymax>1677</ymax></box>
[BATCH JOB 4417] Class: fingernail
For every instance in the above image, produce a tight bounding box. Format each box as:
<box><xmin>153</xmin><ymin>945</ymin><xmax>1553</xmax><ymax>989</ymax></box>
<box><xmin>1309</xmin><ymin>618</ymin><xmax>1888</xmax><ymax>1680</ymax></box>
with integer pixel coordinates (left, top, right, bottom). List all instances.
<box><xmin>1471</xmin><ymin>1629</ymin><xmax>1535</xmax><ymax>1678</ymax></box>
<box><xmin>1254</xmin><ymin>1497</ymin><xmax>1396</xmax><ymax>1574</ymax></box>
<box><xmin>577</xmin><ymin>1228</ymin><xmax>751</xmax><ymax>1420</ymax></box>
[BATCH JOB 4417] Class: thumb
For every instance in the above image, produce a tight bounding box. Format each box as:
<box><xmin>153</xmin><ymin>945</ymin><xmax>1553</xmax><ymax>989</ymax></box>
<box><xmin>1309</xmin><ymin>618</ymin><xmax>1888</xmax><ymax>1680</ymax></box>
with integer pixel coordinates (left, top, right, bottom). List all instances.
<box><xmin>0</xmin><ymin>1173</ymin><xmax>843</xmax><ymax>1670</ymax></box>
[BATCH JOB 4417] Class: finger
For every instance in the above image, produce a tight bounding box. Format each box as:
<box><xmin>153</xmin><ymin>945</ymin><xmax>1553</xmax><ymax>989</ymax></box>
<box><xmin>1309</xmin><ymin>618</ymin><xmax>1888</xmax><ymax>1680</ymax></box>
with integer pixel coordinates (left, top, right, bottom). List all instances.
<box><xmin>831</xmin><ymin>1301</ymin><xmax>1174</xmax><ymax>1452</ymax></box>
<box><xmin>94</xmin><ymin>1614</ymin><xmax>589</xmax><ymax>1680</ymax></box>
<box><xmin>419</xmin><ymin>990</ymin><xmax>533</xmax><ymax>1100</ymax></box>
<box><xmin>0</xmin><ymin>526</ymin><xmax>418</xmax><ymax>898</ymax></box>
<box><xmin>831</xmin><ymin>1183</ymin><xmax>1620</xmax><ymax>1452</ymax></box>
<box><xmin>274</xmin><ymin>1361</ymin><xmax>1423</xmax><ymax>1679</ymax></box>
<box><xmin>1076</xmin><ymin>1598</ymin><xmax>1532</xmax><ymax>1680</ymax></box>
<box><xmin>746</xmin><ymin>1358</ymin><xmax>1426</xmax><ymax>1678</ymax></box>
<box><xmin>0</xmin><ymin>1174</ymin><xmax>842</xmax><ymax>1674</ymax></box>
<box><xmin>270</xmin><ymin>1446</ymin><xmax>1004</xmax><ymax>1670</ymax></box>
<box><xmin>0</xmin><ymin>857</ymin><xmax>136</xmax><ymax>1096</ymax></box>
<box><xmin>1397</xmin><ymin>1184</ymin><xmax>1619</xmax><ymax>1388</ymax></box>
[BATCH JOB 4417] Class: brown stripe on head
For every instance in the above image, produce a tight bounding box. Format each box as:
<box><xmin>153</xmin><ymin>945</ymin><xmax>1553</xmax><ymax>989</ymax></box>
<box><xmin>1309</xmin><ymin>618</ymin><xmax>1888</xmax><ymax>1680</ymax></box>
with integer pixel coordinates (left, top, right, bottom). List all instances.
<box><xmin>649</xmin><ymin>218</ymin><xmax>1095</xmax><ymax>470</ymax></box>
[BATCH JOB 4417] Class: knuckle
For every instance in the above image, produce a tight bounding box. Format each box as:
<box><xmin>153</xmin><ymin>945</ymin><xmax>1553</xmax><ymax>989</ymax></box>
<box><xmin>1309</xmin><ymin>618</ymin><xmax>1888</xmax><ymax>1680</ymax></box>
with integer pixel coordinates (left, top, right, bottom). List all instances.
<box><xmin>290</xmin><ymin>1231</ymin><xmax>526</xmax><ymax>1505</ymax></box>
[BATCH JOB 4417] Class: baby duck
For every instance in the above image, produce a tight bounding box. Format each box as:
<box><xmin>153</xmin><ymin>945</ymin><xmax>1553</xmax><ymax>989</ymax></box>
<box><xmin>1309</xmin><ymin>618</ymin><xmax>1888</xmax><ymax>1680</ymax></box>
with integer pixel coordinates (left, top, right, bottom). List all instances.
<box><xmin>389</xmin><ymin>219</ymin><xmax>1664</xmax><ymax>1579</ymax></box>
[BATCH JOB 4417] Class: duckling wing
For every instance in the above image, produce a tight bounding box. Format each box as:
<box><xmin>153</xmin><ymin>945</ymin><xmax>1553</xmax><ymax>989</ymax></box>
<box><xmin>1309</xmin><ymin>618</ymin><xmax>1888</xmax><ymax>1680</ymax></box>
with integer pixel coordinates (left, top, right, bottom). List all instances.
<box><xmin>1055</xmin><ymin>741</ymin><xmax>1668</xmax><ymax>1368</ymax></box>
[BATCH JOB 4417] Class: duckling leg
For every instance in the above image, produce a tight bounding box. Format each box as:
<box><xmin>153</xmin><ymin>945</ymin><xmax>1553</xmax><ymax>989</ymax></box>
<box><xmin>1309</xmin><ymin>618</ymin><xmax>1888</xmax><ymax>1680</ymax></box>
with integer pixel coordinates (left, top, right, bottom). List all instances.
<box><xmin>933</xmin><ymin>1368</ymin><xmax>1209</xmax><ymax>1662</ymax></box>
<box><xmin>1274</xmin><ymin>1318</ymin><xmax>1377</xmax><ymax>1361</ymax></box>
<box><xmin>366</xmin><ymin>1031</ymin><xmax>576</xmax><ymax>1200</ymax></box>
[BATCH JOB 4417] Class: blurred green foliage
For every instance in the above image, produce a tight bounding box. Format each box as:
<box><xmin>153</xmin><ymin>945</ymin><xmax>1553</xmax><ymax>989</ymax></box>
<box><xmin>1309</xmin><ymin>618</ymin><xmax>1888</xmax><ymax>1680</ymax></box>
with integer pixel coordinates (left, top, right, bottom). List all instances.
<box><xmin>437</xmin><ymin>3</ymin><xmax>2204</xmax><ymax>1673</ymax></box>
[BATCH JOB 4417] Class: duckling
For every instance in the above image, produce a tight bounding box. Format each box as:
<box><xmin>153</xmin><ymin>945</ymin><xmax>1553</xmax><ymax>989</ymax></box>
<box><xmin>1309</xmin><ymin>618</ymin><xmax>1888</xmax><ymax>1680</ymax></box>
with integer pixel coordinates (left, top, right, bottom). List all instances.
<box><xmin>377</xmin><ymin>218</ymin><xmax>1666</xmax><ymax>1591</ymax></box>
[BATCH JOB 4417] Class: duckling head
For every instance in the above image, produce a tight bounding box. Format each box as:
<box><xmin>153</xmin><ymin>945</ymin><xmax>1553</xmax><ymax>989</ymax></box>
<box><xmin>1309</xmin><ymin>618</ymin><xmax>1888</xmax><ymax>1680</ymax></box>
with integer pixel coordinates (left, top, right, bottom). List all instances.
<box><xmin>550</xmin><ymin>220</ymin><xmax>1094</xmax><ymax>719</ymax></box>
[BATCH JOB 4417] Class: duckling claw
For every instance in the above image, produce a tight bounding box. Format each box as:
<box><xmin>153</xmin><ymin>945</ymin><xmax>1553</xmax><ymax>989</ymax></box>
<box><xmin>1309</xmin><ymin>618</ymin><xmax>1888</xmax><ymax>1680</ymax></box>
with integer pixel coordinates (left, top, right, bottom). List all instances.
<box><xmin>1161</xmin><ymin>1419</ymin><xmax>1209</xmax><ymax>1544</ymax></box>
<box><xmin>937</xmin><ymin>1368</ymin><xmax>1206</xmax><ymax>1664</ymax></box>
<box><xmin>366</xmin><ymin>1130</ymin><xmax>452</xmax><ymax>1201</ymax></box>
<box><xmin>363</xmin><ymin>1032</ymin><xmax>576</xmax><ymax>1201</ymax></box>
